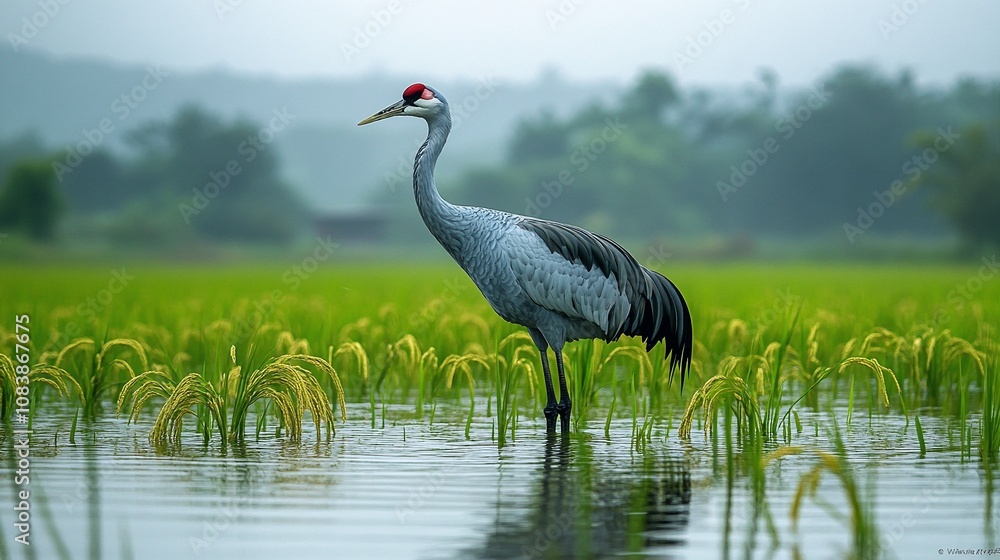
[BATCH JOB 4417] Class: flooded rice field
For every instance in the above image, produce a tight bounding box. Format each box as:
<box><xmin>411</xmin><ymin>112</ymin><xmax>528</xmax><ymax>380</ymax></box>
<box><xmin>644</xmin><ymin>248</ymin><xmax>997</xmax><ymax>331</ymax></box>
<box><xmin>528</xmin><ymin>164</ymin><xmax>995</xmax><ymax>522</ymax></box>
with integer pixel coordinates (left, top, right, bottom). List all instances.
<box><xmin>2</xmin><ymin>264</ymin><xmax>998</xmax><ymax>559</ymax></box>
<box><xmin>1</xmin><ymin>403</ymin><xmax>995</xmax><ymax>560</ymax></box>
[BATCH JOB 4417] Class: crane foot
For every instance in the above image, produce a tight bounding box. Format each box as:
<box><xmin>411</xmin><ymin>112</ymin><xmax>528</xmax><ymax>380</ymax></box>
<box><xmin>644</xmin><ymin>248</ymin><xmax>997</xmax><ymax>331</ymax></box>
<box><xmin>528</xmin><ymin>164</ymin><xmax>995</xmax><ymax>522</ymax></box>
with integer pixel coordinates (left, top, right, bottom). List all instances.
<box><xmin>543</xmin><ymin>404</ymin><xmax>557</xmax><ymax>433</ymax></box>
<box><xmin>556</xmin><ymin>401</ymin><xmax>571</xmax><ymax>433</ymax></box>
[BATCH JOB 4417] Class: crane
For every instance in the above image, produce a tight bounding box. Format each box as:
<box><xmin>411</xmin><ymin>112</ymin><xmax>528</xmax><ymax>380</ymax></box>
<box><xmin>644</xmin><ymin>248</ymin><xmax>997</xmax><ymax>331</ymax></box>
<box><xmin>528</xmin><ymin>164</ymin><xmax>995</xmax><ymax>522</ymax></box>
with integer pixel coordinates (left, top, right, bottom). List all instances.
<box><xmin>359</xmin><ymin>83</ymin><xmax>693</xmax><ymax>433</ymax></box>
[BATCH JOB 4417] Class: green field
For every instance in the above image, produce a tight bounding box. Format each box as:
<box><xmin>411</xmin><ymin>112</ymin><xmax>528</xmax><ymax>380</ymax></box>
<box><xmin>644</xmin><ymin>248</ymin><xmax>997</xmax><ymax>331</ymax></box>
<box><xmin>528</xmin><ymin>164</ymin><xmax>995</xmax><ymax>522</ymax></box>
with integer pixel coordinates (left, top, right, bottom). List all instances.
<box><xmin>1</xmin><ymin>261</ymin><xmax>999</xmax><ymax>558</ymax></box>
<box><xmin>2</xmin><ymin>262</ymin><xmax>995</xmax><ymax>434</ymax></box>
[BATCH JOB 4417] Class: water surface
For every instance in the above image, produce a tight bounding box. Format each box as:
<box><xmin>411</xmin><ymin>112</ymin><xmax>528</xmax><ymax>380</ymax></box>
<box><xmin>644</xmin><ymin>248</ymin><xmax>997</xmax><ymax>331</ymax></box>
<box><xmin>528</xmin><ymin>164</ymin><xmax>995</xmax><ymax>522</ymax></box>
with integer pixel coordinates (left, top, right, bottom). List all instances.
<box><xmin>0</xmin><ymin>405</ymin><xmax>995</xmax><ymax>559</ymax></box>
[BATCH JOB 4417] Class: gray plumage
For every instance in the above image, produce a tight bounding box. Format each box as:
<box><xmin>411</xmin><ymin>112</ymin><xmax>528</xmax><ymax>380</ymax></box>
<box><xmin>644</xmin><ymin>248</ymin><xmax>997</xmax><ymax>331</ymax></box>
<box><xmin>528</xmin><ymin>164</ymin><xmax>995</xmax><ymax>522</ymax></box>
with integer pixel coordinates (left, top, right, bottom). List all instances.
<box><xmin>359</xmin><ymin>84</ymin><xmax>692</xmax><ymax>433</ymax></box>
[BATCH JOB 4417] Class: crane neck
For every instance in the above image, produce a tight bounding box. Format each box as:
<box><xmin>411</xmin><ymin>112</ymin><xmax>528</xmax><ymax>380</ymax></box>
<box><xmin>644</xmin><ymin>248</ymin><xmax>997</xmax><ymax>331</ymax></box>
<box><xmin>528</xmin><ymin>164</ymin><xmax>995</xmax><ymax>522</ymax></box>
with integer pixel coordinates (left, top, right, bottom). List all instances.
<box><xmin>413</xmin><ymin>112</ymin><xmax>461</xmax><ymax>236</ymax></box>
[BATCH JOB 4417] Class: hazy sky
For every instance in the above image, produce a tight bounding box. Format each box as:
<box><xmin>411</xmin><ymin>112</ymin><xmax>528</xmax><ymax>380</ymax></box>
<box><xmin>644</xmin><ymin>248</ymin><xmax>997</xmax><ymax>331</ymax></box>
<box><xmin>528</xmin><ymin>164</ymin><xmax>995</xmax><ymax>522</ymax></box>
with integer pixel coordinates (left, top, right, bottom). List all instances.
<box><xmin>4</xmin><ymin>1</ymin><xmax>999</xmax><ymax>86</ymax></box>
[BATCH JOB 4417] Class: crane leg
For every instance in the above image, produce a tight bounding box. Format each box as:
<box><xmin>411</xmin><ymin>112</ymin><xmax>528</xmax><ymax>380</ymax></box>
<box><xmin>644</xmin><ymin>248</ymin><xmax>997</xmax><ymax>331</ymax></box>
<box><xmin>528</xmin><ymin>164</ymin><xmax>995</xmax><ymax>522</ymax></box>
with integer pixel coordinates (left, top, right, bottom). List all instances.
<box><xmin>554</xmin><ymin>350</ymin><xmax>571</xmax><ymax>433</ymax></box>
<box><xmin>529</xmin><ymin>329</ymin><xmax>559</xmax><ymax>433</ymax></box>
<box><xmin>540</xmin><ymin>350</ymin><xmax>559</xmax><ymax>433</ymax></box>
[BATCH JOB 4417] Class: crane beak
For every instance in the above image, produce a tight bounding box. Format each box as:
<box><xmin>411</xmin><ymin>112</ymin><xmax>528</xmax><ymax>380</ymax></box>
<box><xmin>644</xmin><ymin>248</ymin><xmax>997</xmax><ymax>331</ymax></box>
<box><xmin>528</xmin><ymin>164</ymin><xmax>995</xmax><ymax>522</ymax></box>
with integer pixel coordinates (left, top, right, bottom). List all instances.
<box><xmin>358</xmin><ymin>100</ymin><xmax>407</xmax><ymax>125</ymax></box>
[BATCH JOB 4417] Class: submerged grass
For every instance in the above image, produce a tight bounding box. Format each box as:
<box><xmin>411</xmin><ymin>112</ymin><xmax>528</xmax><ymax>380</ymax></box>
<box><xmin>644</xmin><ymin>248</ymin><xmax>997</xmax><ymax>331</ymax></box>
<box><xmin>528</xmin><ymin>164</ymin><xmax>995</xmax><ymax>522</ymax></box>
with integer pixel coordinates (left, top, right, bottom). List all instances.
<box><xmin>0</xmin><ymin>262</ymin><xmax>995</xmax><ymax>456</ymax></box>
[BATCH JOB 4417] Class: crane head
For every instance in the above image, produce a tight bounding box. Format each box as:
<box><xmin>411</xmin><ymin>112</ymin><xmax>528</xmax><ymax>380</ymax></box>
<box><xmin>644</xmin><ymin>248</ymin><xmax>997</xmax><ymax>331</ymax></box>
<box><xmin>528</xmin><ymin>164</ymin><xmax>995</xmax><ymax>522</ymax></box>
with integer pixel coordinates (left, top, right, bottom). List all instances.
<box><xmin>358</xmin><ymin>83</ymin><xmax>445</xmax><ymax>126</ymax></box>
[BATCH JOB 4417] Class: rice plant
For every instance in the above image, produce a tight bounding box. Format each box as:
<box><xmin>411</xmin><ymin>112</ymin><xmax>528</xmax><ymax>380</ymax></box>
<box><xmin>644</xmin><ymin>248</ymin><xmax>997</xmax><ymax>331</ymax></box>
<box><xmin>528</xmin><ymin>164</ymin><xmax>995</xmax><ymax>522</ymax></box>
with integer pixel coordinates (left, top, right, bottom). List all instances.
<box><xmin>679</xmin><ymin>356</ymin><xmax>764</xmax><ymax>443</ymax></box>
<box><xmin>761</xmin><ymin>304</ymin><xmax>801</xmax><ymax>438</ymax></box>
<box><xmin>854</xmin><ymin>327</ymin><xmax>984</xmax><ymax>407</ymax></box>
<box><xmin>117</xmin><ymin>350</ymin><xmax>345</xmax><ymax>448</ymax></box>
<box><xmin>36</xmin><ymin>337</ymin><xmax>148</xmax><ymax>417</ymax></box>
<box><xmin>439</xmin><ymin>351</ymin><xmax>486</xmax><ymax>439</ymax></box>
<box><xmin>0</xmin><ymin>262</ymin><xmax>995</xmax><ymax>463</ymax></box>
<box><xmin>228</xmin><ymin>353</ymin><xmax>344</xmax><ymax>443</ymax></box>
<box><xmin>332</xmin><ymin>342</ymin><xmax>370</xmax><ymax>395</ymax></box>
<box><xmin>492</xmin><ymin>332</ymin><xmax>535</xmax><ymax>447</ymax></box>
<box><xmin>566</xmin><ymin>339</ymin><xmax>603</xmax><ymax>431</ymax></box>
<box><xmin>598</xmin><ymin>344</ymin><xmax>654</xmax><ymax>415</ymax></box>
<box><xmin>154</xmin><ymin>373</ymin><xmax>226</xmax><ymax>445</ymax></box>
<box><xmin>0</xmin><ymin>353</ymin><xmax>82</xmax><ymax>420</ymax></box>
<box><xmin>980</xmin><ymin>350</ymin><xmax>1000</xmax><ymax>461</ymax></box>
<box><xmin>413</xmin><ymin>346</ymin><xmax>438</xmax><ymax>418</ymax></box>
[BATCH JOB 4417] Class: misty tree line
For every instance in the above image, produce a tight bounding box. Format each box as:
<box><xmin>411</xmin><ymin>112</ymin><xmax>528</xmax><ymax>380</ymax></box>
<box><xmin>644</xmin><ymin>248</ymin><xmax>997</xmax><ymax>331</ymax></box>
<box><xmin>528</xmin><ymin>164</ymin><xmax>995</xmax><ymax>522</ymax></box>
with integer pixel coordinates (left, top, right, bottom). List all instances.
<box><xmin>0</xmin><ymin>106</ymin><xmax>304</xmax><ymax>245</ymax></box>
<box><xmin>444</xmin><ymin>65</ymin><xmax>1000</xmax><ymax>251</ymax></box>
<box><xmin>0</xmin><ymin>63</ymin><xmax>998</xmax><ymax>252</ymax></box>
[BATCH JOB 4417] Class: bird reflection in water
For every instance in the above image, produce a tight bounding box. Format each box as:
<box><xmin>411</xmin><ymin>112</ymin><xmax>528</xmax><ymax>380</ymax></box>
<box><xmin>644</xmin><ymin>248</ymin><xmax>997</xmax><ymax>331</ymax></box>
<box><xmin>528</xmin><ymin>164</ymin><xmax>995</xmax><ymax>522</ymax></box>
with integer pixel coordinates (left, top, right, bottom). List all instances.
<box><xmin>470</xmin><ymin>435</ymin><xmax>691</xmax><ymax>559</ymax></box>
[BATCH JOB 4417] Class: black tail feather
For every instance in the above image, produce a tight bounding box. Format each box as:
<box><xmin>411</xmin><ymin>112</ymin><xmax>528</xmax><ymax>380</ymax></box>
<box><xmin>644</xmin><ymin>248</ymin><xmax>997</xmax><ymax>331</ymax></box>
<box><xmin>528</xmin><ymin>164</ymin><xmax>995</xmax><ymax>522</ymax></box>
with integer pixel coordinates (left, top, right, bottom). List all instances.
<box><xmin>629</xmin><ymin>269</ymin><xmax>693</xmax><ymax>389</ymax></box>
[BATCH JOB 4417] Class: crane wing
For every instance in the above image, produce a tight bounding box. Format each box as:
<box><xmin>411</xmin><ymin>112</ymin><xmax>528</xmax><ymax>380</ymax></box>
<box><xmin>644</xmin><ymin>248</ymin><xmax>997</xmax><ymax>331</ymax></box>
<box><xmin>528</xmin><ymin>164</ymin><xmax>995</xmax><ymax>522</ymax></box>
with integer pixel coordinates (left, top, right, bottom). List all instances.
<box><xmin>508</xmin><ymin>218</ymin><xmax>647</xmax><ymax>337</ymax></box>
<box><xmin>510</xmin><ymin>217</ymin><xmax>693</xmax><ymax>383</ymax></box>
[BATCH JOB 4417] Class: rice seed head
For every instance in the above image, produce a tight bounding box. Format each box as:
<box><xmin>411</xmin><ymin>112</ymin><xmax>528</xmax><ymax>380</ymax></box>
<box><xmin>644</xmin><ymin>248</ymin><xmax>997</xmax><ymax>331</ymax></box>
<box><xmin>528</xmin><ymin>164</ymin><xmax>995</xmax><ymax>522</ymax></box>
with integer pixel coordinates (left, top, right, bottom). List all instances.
<box><xmin>334</xmin><ymin>341</ymin><xmax>370</xmax><ymax>381</ymax></box>
<box><xmin>393</xmin><ymin>334</ymin><xmax>422</xmax><ymax>368</ymax></box>
<box><xmin>226</xmin><ymin>365</ymin><xmax>242</xmax><ymax>399</ymax></box>
<box><xmin>441</xmin><ymin>352</ymin><xmax>488</xmax><ymax>391</ymax></box>
<box><xmin>276</xmin><ymin>331</ymin><xmax>311</xmax><ymax>355</ymax></box>
<box><xmin>117</xmin><ymin>370</ymin><xmax>175</xmax><ymax>424</ymax></box>
<box><xmin>0</xmin><ymin>354</ymin><xmax>15</xmax><ymax>392</ymax></box>
<box><xmin>837</xmin><ymin>357</ymin><xmax>897</xmax><ymax>408</ymax></box>
<box><xmin>97</xmin><ymin>338</ymin><xmax>149</xmax><ymax>372</ymax></box>
<box><xmin>26</xmin><ymin>364</ymin><xmax>84</xmax><ymax>402</ymax></box>
<box><xmin>459</xmin><ymin>312</ymin><xmax>491</xmax><ymax>341</ymax></box>
<box><xmin>420</xmin><ymin>347</ymin><xmax>438</xmax><ymax>373</ymax></box>
<box><xmin>942</xmin><ymin>335</ymin><xmax>986</xmax><ymax>376</ymax></box>
<box><xmin>498</xmin><ymin>331</ymin><xmax>534</xmax><ymax>353</ymax></box>
<box><xmin>56</xmin><ymin>338</ymin><xmax>95</xmax><ymax>368</ymax></box>
<box><xmin>728</xmin><ymin>319</ymin><xmax>748</xmax><ymax>343</ymax></box>
<box><xmin>338</xmin><ymin>317</ymin><xmax>378</xmax><ymax>345</ymax></box>
<box><xmin>275</xmin><ymin>354</ymin><xmax>347</xmax><ymax>422</ymax></box>
<box><xmin>149</xmin><ymin>372</ymin><xmax>224</xmax><ymax>444</ymax></box>
<box><xmin>206</xmin><ymin>319</ymin><xmax>234</xmax><ymax>338</ymax></box>
<box><xmin>600</xmin><ymin>346</ymin><xmax>653</xmax><ymax>386</ymax></box>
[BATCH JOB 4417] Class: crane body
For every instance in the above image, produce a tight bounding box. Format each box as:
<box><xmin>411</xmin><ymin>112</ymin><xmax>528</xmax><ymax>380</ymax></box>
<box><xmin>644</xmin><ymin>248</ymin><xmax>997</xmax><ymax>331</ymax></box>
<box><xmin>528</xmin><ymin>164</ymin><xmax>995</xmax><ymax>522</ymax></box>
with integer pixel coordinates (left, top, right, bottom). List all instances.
<box><xmin>360</xmin><ymin>83</ymin><xmax>692</xmax><ymax>433</ymax></box>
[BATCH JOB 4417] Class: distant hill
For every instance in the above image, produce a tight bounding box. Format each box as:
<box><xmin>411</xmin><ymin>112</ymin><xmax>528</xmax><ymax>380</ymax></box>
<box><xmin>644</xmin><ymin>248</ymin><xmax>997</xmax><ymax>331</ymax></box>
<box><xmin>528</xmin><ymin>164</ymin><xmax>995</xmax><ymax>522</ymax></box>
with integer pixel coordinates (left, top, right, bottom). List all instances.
<box><xmin>1</xmin><ymin>50</ymin><xmax>618</xmax><ymax>210</ymax></box>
